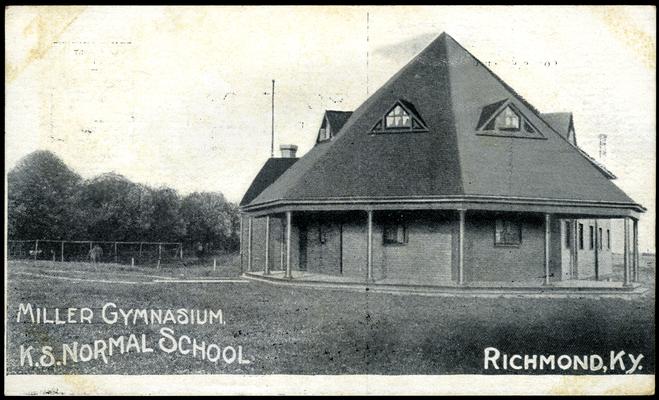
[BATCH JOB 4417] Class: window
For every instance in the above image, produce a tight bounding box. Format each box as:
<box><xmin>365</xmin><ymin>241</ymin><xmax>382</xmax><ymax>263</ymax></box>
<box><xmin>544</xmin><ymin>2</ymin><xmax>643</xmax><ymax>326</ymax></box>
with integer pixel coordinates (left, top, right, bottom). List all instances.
<box><xmin>598</xmin><ymin>227</ymin><xmax>603</xmax><ymax>250</ymax></box>
<box><xmin>318</xmin><ymin>118</ymin><xmax>331</xmax><ymax>142</ymax></box>
<box><xmin>495</xmin><ymin>219</ymin><xmax>521</xmax><ymax>246</ymax></box>
<box><xmin>607</xmin><ymin>229</ymin><xmax>611</xmax><ymax>250</ymax></box>
<box><xmin>318</xmin><ymin>225</ymin><xmax>328</xmax><ymax>244</ymax></box>
<box><xmin>385</xmin><ymin>105</ymin><xmax>411</xmax><ymax>129</ymax></box>
<box><xmin>495</xmin><ymin>106</ymin><xmax>520</xmax><ymax>131</ymax></box>
<box><xmin>565</xmin><ymin>221</ymin><xmax>571</xmax><ymax>248</ymax></box>
<box><xmin>578</xmin><ymin>223</ymin><xmax>584</xmax><ymax>249</ymax></box>
<box><xmin>383</xmin><ymin>224</ymin><xmax>407</xmax><ymax>245</ymax></box>
<box><xmin>589</xmin><ymin>226</ymin><xmax>594</xmax><ymax>249</ymax></box>
<box><xmin>371</xmin><ymin>100</ymin><xmax>428</xmax><ymax>133</ymax></box>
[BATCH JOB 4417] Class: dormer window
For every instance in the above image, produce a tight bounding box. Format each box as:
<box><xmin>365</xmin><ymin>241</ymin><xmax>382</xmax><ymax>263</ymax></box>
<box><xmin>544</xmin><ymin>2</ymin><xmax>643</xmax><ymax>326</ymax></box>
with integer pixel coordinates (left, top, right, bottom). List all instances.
<box><xmin>317</xmin><ymin>118</ymin><xmax>331</xmax><ymax>142</ymax></box>
<box><xmin>495</xmin><ymin>106</ymin><xmax>520</xmax><ymax>131</ymax></box>
<box><xmin>476</xmin><ymin>99</ymin><xmax>544</xmax><ymax>139</ymax></box>
<box><xmin>371</xmin><ymin>100</ymin><xmax>428</xmax><ymax>134</ymax></box>
<box><xmin>386</xmin><ymin>105</ymin><xmax>411</xmax><ymax>128</ymax></box>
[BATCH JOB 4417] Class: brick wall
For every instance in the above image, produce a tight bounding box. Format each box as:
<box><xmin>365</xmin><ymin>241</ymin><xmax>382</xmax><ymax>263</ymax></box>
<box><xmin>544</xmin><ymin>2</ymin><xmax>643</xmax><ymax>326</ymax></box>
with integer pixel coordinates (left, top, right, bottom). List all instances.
<box><xmin>372</xmin><ymin>212</ymin><xmax>454</xmax><ymax>283</ymax></box>
<box><xmin>464</xmin><ymin>212</ymin><xmax>545</xmax><ymax>283</ymax></box>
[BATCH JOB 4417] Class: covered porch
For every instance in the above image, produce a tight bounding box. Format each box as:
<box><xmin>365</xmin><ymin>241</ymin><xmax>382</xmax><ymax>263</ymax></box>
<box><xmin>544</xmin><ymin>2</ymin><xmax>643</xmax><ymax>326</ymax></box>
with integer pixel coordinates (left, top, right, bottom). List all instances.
<box><xmin>239</xmin><ymin>200</ymin><xmax>643</xmax><ymax>290</ymax></box>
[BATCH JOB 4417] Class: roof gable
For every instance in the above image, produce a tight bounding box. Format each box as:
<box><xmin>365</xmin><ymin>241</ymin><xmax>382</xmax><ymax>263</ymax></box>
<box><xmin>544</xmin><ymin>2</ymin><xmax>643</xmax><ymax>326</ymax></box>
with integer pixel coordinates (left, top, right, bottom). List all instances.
<box><xmin>316</xmin><ymin>110</ymin><xmax>353</xmax><ymax>144</ymax></box>
<box><xmin>239</xmin><ymin>158</ymin><xmax>298</xmax><ymax>206</ymax></box>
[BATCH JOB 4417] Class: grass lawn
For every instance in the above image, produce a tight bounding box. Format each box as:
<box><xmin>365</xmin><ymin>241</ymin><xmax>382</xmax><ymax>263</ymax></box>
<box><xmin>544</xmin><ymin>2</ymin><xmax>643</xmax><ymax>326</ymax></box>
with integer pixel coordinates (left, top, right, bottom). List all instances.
<box><xmin>5</xmin><ymin>258</ymin><xmax>655</xmax><ymax>375</ymax></box>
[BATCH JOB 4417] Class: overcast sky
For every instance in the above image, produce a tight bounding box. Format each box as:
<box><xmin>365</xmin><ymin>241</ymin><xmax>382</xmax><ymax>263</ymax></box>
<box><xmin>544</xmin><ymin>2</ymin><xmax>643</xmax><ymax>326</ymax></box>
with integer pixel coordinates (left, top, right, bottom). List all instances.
<box><xmin>5</xmin><ymin>6</ymin><xmax>656</xmax><ymax>251</ymax></box>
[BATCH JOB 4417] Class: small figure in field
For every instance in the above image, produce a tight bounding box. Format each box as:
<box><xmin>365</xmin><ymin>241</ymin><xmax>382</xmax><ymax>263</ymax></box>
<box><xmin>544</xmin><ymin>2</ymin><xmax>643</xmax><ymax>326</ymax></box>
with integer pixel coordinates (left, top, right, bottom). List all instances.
<box><xmin>89</xmin><ymin>244</ymin><xmax>103</xmax><ymax>263</ymax></box>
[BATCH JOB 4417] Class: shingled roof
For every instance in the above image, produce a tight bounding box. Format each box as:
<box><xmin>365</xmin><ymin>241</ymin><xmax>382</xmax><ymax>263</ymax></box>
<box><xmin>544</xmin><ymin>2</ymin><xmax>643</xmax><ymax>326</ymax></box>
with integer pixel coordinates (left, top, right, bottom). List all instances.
<box><xmin>541</xmin><ymin>112</ymin><xmax>575</xmax><ymax>144</ymax></box>
<box><xmin>239</xmin><ymin>157</ymin><xmax>298</xmax><ymax>206</ymax></box>
<box><xmin>244</xmin><ymin>33</ymin><xmax>641</xmax><ymax>212</ymax></box>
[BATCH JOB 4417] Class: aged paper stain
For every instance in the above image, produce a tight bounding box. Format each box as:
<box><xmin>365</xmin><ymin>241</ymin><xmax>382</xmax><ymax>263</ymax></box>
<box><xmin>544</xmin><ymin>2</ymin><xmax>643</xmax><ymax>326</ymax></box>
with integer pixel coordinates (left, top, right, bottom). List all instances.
<box><xmin>5</xmin><ymin>6</ymin><xmax>86</xmax><ymax>84</ymax></box>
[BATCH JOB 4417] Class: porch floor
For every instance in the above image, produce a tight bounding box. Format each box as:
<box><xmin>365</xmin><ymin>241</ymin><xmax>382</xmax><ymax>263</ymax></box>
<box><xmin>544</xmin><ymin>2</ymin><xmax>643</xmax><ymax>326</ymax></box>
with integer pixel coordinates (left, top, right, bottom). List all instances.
<box><xmin>245</xmin><ymin>270</ymin><xmax>642</xmax><ymax>292</ymax></box>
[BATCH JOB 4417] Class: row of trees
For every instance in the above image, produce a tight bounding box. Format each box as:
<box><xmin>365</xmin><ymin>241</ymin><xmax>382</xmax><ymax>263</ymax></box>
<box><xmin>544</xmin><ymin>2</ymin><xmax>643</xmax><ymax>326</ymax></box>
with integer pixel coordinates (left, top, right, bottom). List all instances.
<box><xmin>8</xmin><ymin>151</ymin><xmax>240</xmax><ymax>252</ymax></box>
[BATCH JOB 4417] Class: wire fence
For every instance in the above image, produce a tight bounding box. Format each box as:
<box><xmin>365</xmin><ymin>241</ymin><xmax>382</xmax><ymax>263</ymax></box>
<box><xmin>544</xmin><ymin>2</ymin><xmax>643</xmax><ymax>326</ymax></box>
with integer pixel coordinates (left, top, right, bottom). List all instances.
<box><xmin>8</xmin><ymin>240</ymin><xmax>183</xmax><ymax>266</ymax></box>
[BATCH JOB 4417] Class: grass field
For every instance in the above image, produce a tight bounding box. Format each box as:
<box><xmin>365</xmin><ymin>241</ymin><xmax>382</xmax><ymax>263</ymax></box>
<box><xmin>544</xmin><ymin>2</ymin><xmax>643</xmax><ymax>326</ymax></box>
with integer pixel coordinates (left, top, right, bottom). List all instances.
<box><xmin>5</xmin><ymin>258</ymin><xmax>655</xmax><ymax>375</ymax></box>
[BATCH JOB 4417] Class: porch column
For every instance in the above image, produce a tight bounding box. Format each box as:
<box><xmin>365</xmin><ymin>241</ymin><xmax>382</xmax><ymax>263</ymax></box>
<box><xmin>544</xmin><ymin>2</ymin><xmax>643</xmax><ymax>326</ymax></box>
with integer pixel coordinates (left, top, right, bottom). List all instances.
<box><xmin>247</xmin><ymin>217</ymin><xmax>253</xmax><ymax>272</ymax></box>
<box><xmin>285</xmin><ymin>211</ymin><xmax>292</xmax><ymax>279</ymax></box>
<box><xmin>366</xmin><ymin>210</ymin><xmax>373</xmax><ymax>282</ymax></box>
<box><xmin>239</xmin><ymin>215</ymin><xmax>243</xmax><ymax>273</ymax></box>
<box><xmin>264</xmin><ymin>215</ymin><xmax>270</xmax><ymax>275</ymax></box>
<box><xmin>623</xmin><ymin>217</ymin><xmax>631</xmax><ymax>287</ymax></box>
<box><xmin>458</xmin><ymin>209</ymin><xmax>466</xmax><ymax>285</ymax></box>
<box><xmin>633</xmin><ymin>218</ymin><xmax>639</xmax><ymax>283</ymax></box>
<box><xmin>572</xmin><ymin>219</ymin><xmax>579</xmax><ymax>279</ymax></box>
<box><xmin>544</xmin><ymin>213</ymin><xmax>551</xmax><ymax>285</ymax></box>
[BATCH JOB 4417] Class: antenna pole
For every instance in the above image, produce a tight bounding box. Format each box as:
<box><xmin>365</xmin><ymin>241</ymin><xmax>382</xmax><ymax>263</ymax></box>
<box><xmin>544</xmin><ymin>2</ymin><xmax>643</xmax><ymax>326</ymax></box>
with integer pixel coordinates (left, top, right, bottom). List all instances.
<box><xmin>271</xmin><ymin>79</ymin><xmax>275</xmax><ymax>157</ymax></box>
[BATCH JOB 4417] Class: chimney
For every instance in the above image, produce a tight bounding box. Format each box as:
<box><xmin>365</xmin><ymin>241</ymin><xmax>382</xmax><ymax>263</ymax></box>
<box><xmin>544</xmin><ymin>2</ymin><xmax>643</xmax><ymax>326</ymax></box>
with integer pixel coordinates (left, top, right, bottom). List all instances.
<box><xmin>280</xmin><ymin>144</ymin><xmax>298</xmax><ymax>158</ymax></box>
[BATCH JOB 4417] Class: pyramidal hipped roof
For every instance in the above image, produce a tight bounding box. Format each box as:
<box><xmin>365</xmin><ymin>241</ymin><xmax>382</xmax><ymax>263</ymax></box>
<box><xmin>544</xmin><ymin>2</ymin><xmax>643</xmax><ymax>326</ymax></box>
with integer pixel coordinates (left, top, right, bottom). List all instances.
<box><xmin>245</xmin><ymin>33</ymin><xmax>640</xmax><ymax>210</ymax></box>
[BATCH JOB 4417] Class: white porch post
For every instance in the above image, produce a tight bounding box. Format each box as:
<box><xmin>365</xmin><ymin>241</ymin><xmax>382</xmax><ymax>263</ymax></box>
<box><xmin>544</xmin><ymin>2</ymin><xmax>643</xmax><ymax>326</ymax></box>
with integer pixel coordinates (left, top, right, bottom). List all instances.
<box><xmin>366</xmin><ymin>210</ymin><xmax>373</xmax><ymax>282</ymax></box>
<box><xmin>623</xmin><ymin>217</ymin><xmax>631</xmax><ymax>287</ymax></box>
<box><xmin>239</xmin><ymin>215</ymin><xmax>243</xmax><ymax>273</ymax></box>
<box><xmin>633</xmin><ymin>218</ymin><xmax>639</xmax><ymax>283</ymax></box>
<box><xmin>285</xmin><ymin>211</ymin><xmax>292</xmax><ymax>279</ymax></box>
<box><xmin>264</xmin><ymin>216</ymin><xmax>271</xmax><ymax>275</ymax></box>
<box><xmin>544</xmin><ymin>213</ymin><xmax>551</xmax><ymax>285</ymax></box>
<box><xmin>458</xmin><ymin>209</ymin><xmax>466</xmax><ymax>285</ymax></box>
<box><xmin>247</xmin><ymin>217</ymin><xmax>253</xmax><ymax>272</ymax></box>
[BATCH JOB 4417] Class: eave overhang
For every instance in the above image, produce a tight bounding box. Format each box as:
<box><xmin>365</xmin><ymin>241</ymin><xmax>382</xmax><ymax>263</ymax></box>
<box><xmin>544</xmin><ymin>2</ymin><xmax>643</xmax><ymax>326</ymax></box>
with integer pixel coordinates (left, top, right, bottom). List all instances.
<box><xmin>240</xmin><ymin>195</ymin><xmax>645</xmax><ymax>219</ymax></box>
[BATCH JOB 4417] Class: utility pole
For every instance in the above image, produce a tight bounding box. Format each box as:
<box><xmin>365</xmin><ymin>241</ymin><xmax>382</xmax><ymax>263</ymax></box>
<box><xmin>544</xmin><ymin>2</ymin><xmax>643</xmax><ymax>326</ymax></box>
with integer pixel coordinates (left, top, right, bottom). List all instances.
<box><xmin>271</xmin><ymin>79</ymin><xmax>275</xmax><ymax>157</ymax></box>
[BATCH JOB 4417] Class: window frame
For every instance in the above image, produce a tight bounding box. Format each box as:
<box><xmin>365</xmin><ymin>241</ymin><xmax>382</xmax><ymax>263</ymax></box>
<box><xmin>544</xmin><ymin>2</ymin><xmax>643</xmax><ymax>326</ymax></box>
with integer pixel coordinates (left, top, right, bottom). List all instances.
<box><xmin>494</xmin><ymin>218</ymin><xmax>522</xmax><ymax>247</ymax></box>
<box><xmin>383</xmin><ymin>223</ymin><xmax>408</xmax><ymax>246</ymax></box>
<box><xmin>607</xmin><ymin>229</ymin><xmax>611</xmax><ymax>250</ymax></box>
<box><xmin>578</xmin><ymin>223</ymin><xmax>584</xmax><ymax>250</ymax></box>
<box><xmin>565</xmin><ymin>221</ymin><xmax>571</xmax><ymax>249</ymax></box>
<box><xmin>589</xmin><ymin>226</ymin><xmax>594</xmax><ymax>250</ymax></box>
<box><xmin>370</xmin><ymin>101</ymin><xmax>429</xmax><ymax>134</ymax></box>
<box><xmin>495</xmin><ymin>106</ymin><xmax>521</xmax><ymax>131</ymax></box>
<box><xmin>598</xmin><ymin>227</ymin><xmax>603</xmax><ymax>250</ymax></box>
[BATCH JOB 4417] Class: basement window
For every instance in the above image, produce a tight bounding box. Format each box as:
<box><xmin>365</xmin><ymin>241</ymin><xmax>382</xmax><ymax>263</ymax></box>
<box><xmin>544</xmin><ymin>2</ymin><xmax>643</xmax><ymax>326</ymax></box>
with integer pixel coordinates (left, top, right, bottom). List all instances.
<box><xmin>383</xmin><ymin>224</ymin><xmax>407</xmax><ymax>245</ymax></box>
<box><xmin>494</xmin><ymin>219</ymin><xmax>521</xmax><ymax>246</ymax></box>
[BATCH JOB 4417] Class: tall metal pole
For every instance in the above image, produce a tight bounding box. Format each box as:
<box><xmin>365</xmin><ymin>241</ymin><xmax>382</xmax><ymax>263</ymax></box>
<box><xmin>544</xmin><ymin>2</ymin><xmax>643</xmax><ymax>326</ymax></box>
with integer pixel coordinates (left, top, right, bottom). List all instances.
<box><xmin>271</xmin><ymin>79</ymin><xmax>275</xmax><ymax>157</ymax></box>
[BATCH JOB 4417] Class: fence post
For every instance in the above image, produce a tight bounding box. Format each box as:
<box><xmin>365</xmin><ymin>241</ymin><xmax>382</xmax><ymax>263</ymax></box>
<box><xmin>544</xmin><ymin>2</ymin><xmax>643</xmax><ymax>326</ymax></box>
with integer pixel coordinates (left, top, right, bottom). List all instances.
<box><xmin>114</xmin><ymin>242</ymin><xmax>118</xmax><ymax>263</ymax></box>
<box><xmin>214</xmin><ymin>258</ymin><xmax>217</xmax><ymax>272</ymax></box>
<box><xmin>157</xmin><ymin>259</ymin><xmax>161</xmax><ymax>269</ymax></box>
<box><xmin>61</xmin><ymin>241</ymin><xmax>64</xmax><ymax>262</ymax></box>
<box><xmin>34</xmin><ymin>240</ymin><xmax>39</xmax><ymax>262</ymax></box>
<box><xmin>180</xmin><ymin>244</ymin><xmax>183</xmax><ymax>259</ymax></box>
<box><xmin>131</xmin><ymin>257</ymin><xmax>135</xmax><ymax>267</ymax></box>
<box><xmin>158</xmin><ymin>244</ymin><xmax>162</xmax><ymax>260</ymax></box>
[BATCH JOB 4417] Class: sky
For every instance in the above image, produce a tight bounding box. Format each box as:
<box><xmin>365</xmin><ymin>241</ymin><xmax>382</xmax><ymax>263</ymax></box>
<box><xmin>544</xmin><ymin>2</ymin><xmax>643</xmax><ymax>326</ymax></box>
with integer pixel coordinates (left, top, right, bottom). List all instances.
<box><xmin>5</xmin><ymin>6</ymin><xmax>656</xmax><ymax>252</ymax></box>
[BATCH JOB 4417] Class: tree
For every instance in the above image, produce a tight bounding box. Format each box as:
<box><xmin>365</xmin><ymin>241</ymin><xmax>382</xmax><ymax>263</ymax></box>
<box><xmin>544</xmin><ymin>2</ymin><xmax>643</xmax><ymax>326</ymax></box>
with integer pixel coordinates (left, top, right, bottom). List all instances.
<box><xmin>77</xmin><ymin>173</ymin><xmax>153</xmax><ymax>241</ymax></box>
<box><xmin>180</xmin><ymin>192</ymin><xmax>238</xmax><ymax>252</ymax></box>
<box><xmin>8</xmin><ymin>151</ymin><xmax>83</xmax><ymax>239</ymax></box>
<box><xmin>145</xmin><ymin>187</ymin><xmax>185</xmax><ymax>242</ymax></box>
